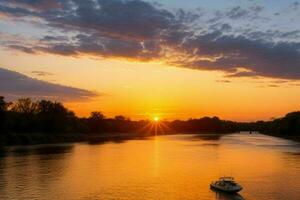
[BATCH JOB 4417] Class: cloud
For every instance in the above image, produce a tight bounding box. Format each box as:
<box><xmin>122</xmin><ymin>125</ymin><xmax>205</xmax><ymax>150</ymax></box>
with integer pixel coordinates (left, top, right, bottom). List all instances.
<box><xmin>216</xmin><ymin>79</ymin><xmax>231</xmax><ymax>83</ymax></box>
<box><xmin>290</xmin><ymin>1</ymin><xmax>300</xmax><ymax>10</ymax></box>
<box><xmin>0</xmin><ymin>0</ymin><xmax>299</xmax><ymax>80</ymax></box>
<box><xmin>267</xmin><ymin>84</ymin><xmax>280</xmax><ymax>88</ymax></box>
<box><xmin>40</xmin><ymin>35</ymin><xmax>68</xmax><ymax>42</ymax></box>
<box><xmin>29</xmin><ymin>0</ymin><xmax>175</xmax><ymax>40</ymax></box>
<box><xmin>31</xmin><ymin>70</ymin><xmax>53</xmax><ymax>76</ymax></box>
<box><xmin>226</xmin><ymin>6</ymin><xmax>250</xmax><ymax>19</ymax></box>
<box><xmin>207</xmin><ymin>5</ymin><xmax>264</xmax><ymax>22</ymax></box>
<box><xmin>178</xmin><ymin>33</ymin><xmax>300</xmax><ymax>79</ymax></box>
<box><xmin>9</xmin><ymin>0</ymin><xmax>62</xmax><ymax>11</ymax></box>
<box><xmin>0</xmin><ymin>67</ymin><xmax>98</xmax><ymax>101</ymax></box>
<box><xmin>7</xmin><ymin>44</ymin><xmax>36</xmax><ymax>54</ymax></box>
<box><xmin>243</xmin><ymin>30</ymin><xmax>300</xmax><ymax>41</ymax></box>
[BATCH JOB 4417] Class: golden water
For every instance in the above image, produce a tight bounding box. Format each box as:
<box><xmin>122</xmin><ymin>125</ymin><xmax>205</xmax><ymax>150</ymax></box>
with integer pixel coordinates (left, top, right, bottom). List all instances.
<box><xmin>0</xmin><ymin>133</ymin><xmax>300</xmax><ymax>200</ymax></box>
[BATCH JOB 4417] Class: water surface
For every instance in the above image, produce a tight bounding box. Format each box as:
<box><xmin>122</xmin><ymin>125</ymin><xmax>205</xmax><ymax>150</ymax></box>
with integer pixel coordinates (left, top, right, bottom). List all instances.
<box><xmin>0</xmin><ymin>133</ymin><xmax>300</xmax><ymax>200</ymax></box>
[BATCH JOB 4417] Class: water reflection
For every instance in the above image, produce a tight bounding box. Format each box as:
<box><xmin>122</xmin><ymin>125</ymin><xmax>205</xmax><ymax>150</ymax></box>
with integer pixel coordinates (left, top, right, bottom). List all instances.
<box><xmin>0</xmin><ymin>145</ymin><xmax>74</xmax><ymax>200</ymax></box>
<box><xmin>87</xmin><ymin>135</ymin><xmax>150</xmax><ymax>145</ymax></box>
<box><xmin>212</xmin><ymin>190</ymin><xmax>245</xmax><ymax>200</ymax></box>
<box><xmin>88</xmin><ymin>137</ymin><xmax>129</xmax><ymax>145</ymax></box>
<box><xmin>0</xmin><ymin>153</ymin><xmax>7</xmax><ymax>194</ymax></box>
<box><xmin>0</xmin><ymin>147</ymin><xmax>7</xmax><ymax>158</ymax></box>
<box><xmin>0</xmin><ymin>133</ymin><xmax>300</xmax><ymax>200</ymax></box>
<box><xmin>191</xmin><ymin>134</ymin><xmax>224</xmax><ymax>141</ymax></box>
<box><xmin>10</xmin><ymin>145</ymin><xmax>74</xmax><ymax>157</ymax></box>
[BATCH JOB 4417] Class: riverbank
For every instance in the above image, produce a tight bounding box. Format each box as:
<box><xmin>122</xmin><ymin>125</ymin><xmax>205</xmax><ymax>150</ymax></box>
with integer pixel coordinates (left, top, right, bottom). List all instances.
<box><xmin>0</xmin><ymin>131</ymin><xmax>235</xmax><ymax>146</ymax></box>
<box><xmin>260</xmin><ymin>132</ymin><xmax>300</xmax><ymax>142</ymax></box>
<box><xmin>1</xmin><ymin>131</ymin><xmax>298</xmax><ymax>147</ymax></box>
<box><xmin>0</xmin><ymin>132</ymin><xmax>153</xmax><ymax>146</ymax></box>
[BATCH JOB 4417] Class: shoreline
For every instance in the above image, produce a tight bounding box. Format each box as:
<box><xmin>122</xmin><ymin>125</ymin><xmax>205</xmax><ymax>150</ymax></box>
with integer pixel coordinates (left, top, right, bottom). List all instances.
<box><xmin>1</xmin><ymin>131</ymin><xmax>299</xmax><ymax>147</ymax></box>
<box><xmin>0</xmin><ymin>132</ymin><xmax>231</xmax><ymax>147</ymax></box>
<box><xmin>0</xmin><ymin>132</ymin><xmax>153</xmax><ymax>147</ymax></box>
<box><xmin>260</xmin><ymin>132</ymin><xmax>300</xmax><ymax>142</ymax></box>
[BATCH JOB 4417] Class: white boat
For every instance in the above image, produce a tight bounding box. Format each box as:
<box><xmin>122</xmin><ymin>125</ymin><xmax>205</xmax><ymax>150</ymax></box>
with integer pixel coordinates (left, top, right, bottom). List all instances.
<box><xmin>210</xmin><ymin>177</ymin><xmax>243</xmax><ymax>193</ymax></box>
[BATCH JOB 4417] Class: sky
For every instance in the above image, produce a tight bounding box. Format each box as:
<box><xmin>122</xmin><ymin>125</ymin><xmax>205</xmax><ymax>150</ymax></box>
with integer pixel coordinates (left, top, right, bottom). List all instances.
<box><xmin>0</xmin><ymin>0</ymin><xmax>300</xmax><ymax>121</ymax></box>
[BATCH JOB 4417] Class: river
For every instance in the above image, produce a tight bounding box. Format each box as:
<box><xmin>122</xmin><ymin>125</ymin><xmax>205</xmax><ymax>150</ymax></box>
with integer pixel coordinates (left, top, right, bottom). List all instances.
<box><xmin>0</xmin><ymin>133</ymin><xmax>300</xmax><ymax>200</ymax></box>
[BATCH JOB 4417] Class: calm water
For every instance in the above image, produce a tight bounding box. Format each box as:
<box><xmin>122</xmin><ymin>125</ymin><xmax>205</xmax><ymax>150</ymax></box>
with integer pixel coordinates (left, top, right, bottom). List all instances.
<box><xmin>0</xmin><ymin>133</ymin><xmax>300</xmax><ymax>200</ymax></box>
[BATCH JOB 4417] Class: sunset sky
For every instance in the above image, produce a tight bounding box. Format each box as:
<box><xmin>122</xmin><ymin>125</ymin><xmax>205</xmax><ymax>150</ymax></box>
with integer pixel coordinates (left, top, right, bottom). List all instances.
<box><xmin>0</xmin><ymin>0</ymin><xmax>300</xmax><ymax>121</ymax></box>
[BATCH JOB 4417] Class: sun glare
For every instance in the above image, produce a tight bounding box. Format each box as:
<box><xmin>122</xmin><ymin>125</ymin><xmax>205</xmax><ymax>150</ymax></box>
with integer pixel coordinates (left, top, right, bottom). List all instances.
<box><xmin>153</xmin><ymin>117</ymin><xmax>160</xmax><ymax>122</ymax></box>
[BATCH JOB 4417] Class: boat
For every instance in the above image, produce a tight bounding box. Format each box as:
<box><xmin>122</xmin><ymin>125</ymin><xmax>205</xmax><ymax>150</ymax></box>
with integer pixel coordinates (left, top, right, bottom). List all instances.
<box><xmin>210</xmin><ymin>177</ymin><xmax>243</xmax><ymax>193</ymax></box>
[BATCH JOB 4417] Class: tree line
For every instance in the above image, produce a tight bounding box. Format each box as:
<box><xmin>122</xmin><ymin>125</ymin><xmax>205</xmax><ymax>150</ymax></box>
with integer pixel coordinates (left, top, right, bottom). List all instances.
<box><xmin>0</xmin><ymin>96</ymin><xmax>299</xmax><ymax>145</ymax></box>
<box><xmin>0</xmin><ymin>96</ymin><xmax>239</xmax><ymax>135</ymax></box>
<box><xmin>0</xmin><ymin>97</ymin><xmax>146</xmax><ymax>134</ymax></box>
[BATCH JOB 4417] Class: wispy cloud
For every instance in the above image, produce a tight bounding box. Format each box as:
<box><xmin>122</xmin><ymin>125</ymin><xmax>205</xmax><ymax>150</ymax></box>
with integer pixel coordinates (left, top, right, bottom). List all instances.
<box><xmin>31</xmin><ymin>70</ymin><xmax>53</xmax><ymax>76</ymax></box>
<box><xmin>216</xmin><ymin>79</ymin><xmax>231</xmax><ymax>83</ymax></box>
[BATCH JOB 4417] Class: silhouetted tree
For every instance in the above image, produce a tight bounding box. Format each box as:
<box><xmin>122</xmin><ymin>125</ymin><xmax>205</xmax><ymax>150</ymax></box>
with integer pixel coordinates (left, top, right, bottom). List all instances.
<box><xmin>113</xmin><ymin>115</ymin><xmax>131</xmax><ymax>132</ymax></box>
<box><xmin>0</xmin><ymin>96</ymin><xmax>9</xmax><ymax>131</ymax></box>
<box><xmin>12</xmin><ymin>98</ymin><xmax>38</xmax><ymax>114</ymax></box>
<box><xmin>88</xmin><ymin>112</ymin><xmax>105</xmax><ymax>133</ymax></box>
<box><xmin>0</xmin><ymin>96</ymin><xmax>6</xmax><ymax>111</ymax></box>
<box><xmin>36</xmin><ymin>100</ymin><xmax>76</xmax><ymax>133</ymax></box>
<box><xmin>262</xmin><ymin>112</ymin><xmax>300</xmax><ymax>138</ymax></box>
<box><xmin>11</xmin><ymin>98</ymin><xmax>38</xmax><ymax>132</ymax></box>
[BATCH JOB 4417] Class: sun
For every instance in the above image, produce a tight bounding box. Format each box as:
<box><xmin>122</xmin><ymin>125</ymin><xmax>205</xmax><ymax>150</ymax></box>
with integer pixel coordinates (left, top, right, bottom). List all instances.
<box><xmin>153</xmin><ymin>116</ymin><xmax>160</xmax><ymax>122</ymax></box>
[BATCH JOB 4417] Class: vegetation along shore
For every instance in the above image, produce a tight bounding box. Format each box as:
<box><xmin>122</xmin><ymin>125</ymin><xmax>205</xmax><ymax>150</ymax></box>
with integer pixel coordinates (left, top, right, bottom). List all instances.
<box><xmin>0</xmin><ymin>96</ymin><xmax>299</xmax><ymax>146</ymax></box>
